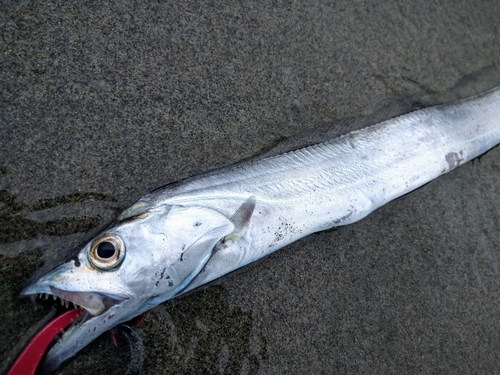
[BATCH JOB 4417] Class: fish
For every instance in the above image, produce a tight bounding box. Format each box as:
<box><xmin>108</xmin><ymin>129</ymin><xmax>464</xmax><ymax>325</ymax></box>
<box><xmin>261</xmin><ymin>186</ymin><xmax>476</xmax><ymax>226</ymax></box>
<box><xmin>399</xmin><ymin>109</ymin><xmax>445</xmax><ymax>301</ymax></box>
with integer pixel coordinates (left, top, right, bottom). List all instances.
<box><xmin>21</xmin><ymin>83</ymin><xmax>500</xmax><ymax>373</ymax></box>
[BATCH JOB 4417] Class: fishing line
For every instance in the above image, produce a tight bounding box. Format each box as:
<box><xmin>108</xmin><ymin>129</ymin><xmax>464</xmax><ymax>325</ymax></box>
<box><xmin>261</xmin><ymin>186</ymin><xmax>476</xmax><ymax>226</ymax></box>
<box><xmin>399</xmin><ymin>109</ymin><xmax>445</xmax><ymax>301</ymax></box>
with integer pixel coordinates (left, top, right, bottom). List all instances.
<box><xmin>116</xmin><ymin>324</ymin><xmax>145</xmax><ymax>375</ymax></box>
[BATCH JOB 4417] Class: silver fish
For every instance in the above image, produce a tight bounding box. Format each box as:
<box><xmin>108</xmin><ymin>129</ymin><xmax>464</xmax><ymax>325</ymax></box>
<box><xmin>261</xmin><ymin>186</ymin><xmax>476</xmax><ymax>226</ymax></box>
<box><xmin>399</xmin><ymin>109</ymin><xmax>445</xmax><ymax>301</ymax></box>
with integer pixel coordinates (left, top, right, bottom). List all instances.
<box><xmin>22</xmin><ymin>86</ymin><xmax>500</xmax><ymax>372</ymax></box>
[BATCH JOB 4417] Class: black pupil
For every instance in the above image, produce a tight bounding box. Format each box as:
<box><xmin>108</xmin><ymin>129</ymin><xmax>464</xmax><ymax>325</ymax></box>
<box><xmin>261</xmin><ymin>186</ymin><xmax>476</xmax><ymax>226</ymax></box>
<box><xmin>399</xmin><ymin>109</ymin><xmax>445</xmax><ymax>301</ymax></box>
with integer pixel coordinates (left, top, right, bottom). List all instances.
<box><xmin>97</xmin><ymin>241</ymin><xmax>116</xmax><ymax>259</ymax></box>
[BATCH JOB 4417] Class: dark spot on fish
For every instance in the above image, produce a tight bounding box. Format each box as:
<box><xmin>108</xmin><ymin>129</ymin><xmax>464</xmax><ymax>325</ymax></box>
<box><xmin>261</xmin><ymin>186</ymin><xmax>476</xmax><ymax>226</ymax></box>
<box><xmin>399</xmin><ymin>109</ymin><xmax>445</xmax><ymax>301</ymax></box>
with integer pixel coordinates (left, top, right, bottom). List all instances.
<box><xmin>159</xmin><ymin>267</ymin><xmax>166</xmax><ymax>279</ymax></box>
<box><xmin>72</xmin><ymin>255</ymin><xmax>81</xmax><ymax>267</ymax></box>
<box><xmin>155</xmin><ymin>281</ymin><xmax>160</xmax><ymax>286</ymax></box>
<box><xmin>182</xmin><ymin>244</ymin><xmax>186</xmax><ymax>251</ymax></box>
<box><xmin>194</xmin><ymin>221</ymin><xmax>202</xmax><ymax>226</ymax></box>
<box><xmin>180</xmin><ymin>252</ymin><xmax>184</xmax><ymax>261</ymax></box>
<box><xmin>168</xmin><ymin>280</ymin><xmax>173</xmax><ymax>287</ymax></box>
<box><xmin>333</xmin><ymin>208</ymin><xmax>355</xmax><ymax>225</ymax></box>
<box><xmin>166</xmin><ymin>275</ymin><xmax>170</xmax><ymax>279</ymax></box>
<box><xmin>445</xmin><ymin>151</ymin><xmax>463</xmax><ymax>170</ymax></box>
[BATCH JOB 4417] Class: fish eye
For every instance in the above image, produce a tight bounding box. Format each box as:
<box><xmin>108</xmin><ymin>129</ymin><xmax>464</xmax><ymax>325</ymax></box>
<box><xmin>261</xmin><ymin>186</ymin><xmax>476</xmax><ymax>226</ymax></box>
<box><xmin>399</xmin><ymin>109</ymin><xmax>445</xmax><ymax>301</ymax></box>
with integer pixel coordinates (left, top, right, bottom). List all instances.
<box><xmin>88</xmin><ymin>234</ymin><xmax>125</xmax><ymax>270</ymax></box>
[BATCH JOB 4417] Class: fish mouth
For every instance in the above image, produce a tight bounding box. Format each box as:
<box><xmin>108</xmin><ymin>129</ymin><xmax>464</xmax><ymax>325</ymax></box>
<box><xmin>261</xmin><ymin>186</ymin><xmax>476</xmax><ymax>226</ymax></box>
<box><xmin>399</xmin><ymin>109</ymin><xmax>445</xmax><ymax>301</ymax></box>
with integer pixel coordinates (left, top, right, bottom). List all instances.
<box><xmin>52</xmin><ymin>287</ymin><xmax>124</xmax><ymax>316</ymax></box>
<box><xmin>32</xmin><ymin>287</ymin><xmax>126</xmax><ymax>317</ymax></box>
<box><xmin>21</xmin><ymin>287</ymin><xmax>134</xmax><ymax>374</ymax></box>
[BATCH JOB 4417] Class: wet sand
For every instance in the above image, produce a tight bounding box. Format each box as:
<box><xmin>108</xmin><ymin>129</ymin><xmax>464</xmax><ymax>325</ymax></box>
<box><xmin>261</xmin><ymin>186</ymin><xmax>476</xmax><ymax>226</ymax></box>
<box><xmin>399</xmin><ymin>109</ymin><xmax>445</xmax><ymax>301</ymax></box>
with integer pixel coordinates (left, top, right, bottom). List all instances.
<box><xmin>1</xmin><ymin>1</ymin><xmax>500</xmax><ymax>374</ymax></box>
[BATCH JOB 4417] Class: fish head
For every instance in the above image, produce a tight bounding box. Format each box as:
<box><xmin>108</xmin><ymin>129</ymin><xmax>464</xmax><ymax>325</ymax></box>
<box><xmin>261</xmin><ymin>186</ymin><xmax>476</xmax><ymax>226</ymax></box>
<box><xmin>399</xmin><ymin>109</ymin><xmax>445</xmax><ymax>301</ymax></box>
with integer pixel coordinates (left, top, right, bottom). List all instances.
<box><xmin>21</xmin><ymin>203</ymin><xmax>235</xmax><ymax>372</ymax></box>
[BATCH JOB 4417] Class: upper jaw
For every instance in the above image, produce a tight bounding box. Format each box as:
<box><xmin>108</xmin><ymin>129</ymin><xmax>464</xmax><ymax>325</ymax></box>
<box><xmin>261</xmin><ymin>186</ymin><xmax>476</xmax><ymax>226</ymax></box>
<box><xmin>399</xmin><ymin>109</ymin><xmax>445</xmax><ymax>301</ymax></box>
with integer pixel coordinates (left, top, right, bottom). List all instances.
<box><xmin>21</xmin><ymin>282</ymin><xmax>126</xmax><ymax>317</ymax></box>
<box><xmin>20</xmin><ymin>256</ymin><xmax>135</xmax><ymax>316</ymax></box>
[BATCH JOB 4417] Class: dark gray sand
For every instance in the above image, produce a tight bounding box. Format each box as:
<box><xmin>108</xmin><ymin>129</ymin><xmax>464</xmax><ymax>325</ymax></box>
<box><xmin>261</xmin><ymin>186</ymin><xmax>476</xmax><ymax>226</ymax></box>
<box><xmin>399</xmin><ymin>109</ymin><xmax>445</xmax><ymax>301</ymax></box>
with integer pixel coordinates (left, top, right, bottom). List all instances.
<box><xmin>1</xmin><ymin>1</ymin><xmax>500</xmax><ymax>374</ymax></box>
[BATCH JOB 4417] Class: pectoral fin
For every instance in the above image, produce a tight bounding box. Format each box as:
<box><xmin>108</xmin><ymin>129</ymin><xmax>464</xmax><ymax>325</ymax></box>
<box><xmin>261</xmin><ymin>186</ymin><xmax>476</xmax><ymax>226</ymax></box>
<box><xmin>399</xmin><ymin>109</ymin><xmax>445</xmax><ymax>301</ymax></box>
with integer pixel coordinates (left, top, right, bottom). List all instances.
<box><xmin>223</xmin><ymin>196</ymin><xmax>256</xmax><ymax>243</ymax></box>
<box><xmin>181</xmin><ymin>197</ymin><xmax>257</xmax><ymax>294</ymax></box>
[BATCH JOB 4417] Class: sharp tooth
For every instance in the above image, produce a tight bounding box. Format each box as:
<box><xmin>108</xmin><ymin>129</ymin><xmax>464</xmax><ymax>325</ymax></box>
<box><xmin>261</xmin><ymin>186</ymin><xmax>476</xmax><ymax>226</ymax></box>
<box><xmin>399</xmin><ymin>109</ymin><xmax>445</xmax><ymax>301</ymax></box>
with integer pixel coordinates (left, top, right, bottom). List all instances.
<box><xmin>65</xmin><ymin>300</ymin><xmax>69</xmax><ymax>308</ymax></box>
<box><xmin>30</xmin><ymin>295</ymin><xmax>36</xmax><ymax>304</ymax></box>
<box><xmin>60</xmin><ymin>299</ymin><xmax>64</xmax><ymax>306</ymax></box>
<box><xmin>44</xmin><ymin>293</ymin><xmax>49</xmax><ymax>300</ymax></box>
<box><xmin>53</xmin><ymin>295</ymin><xmax>57</xmax><ymax>300</ymax></box>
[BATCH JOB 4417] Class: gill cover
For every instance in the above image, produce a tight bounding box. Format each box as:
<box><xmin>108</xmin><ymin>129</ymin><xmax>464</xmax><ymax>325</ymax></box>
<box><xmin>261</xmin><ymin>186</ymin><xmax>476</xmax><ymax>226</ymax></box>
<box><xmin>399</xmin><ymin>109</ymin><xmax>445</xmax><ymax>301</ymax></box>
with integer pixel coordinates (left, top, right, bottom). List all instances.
<box><xmin>142</xmin><ymin>204</ymin><xmax>237</xmax><ymax>305</ymax></box>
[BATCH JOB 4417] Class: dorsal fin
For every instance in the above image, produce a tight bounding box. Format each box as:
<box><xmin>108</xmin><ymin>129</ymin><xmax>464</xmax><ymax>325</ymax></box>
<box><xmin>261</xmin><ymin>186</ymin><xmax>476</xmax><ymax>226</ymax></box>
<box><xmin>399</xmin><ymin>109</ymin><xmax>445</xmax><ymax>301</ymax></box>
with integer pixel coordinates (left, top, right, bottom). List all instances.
<box><xmin>418</xmin><ymin>64</ymin><xmax>500</xmax><ymax>106</ymax></box>
<box><xmin>255</xmin><ymin>65</ymin><xmax>500</xmax><ymax>161</ymax></box>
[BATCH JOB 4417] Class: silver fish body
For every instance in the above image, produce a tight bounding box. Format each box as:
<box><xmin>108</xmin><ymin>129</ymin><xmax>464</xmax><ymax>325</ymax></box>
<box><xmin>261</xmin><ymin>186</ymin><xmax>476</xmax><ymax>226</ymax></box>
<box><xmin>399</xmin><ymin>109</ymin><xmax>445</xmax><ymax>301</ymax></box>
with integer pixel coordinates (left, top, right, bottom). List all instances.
<box><xmin>22</xmin><ymin>86</ymin><xmax>500</xmax><ymax>372</ymax></box>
